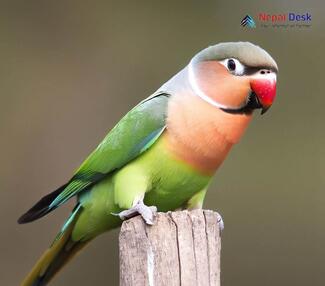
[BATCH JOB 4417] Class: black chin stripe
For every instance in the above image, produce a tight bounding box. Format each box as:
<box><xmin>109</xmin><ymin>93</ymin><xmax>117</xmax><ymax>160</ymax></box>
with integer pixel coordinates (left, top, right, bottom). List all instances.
<box><xmin>220</xmin><ymin>107</ymin><xmax>254</xmax><ymax>115</ymax></box>
<box><xmin>220</xmin><ymin>92</ymin><xmax>262</xmax><ymax>115</ymax></box>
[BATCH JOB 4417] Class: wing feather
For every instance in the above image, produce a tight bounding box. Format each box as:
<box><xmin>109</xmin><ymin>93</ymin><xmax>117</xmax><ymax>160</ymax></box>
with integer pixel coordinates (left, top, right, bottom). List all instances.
<box><xmin>18</xmin><ymin>92</ymin><xmax>170</xmax><ymax>223</ymax></box>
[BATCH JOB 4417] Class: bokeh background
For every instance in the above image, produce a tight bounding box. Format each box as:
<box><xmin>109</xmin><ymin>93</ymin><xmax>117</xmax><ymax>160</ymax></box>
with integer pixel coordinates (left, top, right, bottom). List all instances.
<box><xmin>1</xmin><ymin>0</ymin><xmax>324</xmax><ymax>285</ymax></box>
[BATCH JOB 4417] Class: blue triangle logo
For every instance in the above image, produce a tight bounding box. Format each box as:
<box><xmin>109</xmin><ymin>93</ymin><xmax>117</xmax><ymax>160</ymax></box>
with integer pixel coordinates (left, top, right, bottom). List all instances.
<box><xmin>241</xmin><ymin>15</ymin><xmax>256</xmax><ymax>28</ymax></box>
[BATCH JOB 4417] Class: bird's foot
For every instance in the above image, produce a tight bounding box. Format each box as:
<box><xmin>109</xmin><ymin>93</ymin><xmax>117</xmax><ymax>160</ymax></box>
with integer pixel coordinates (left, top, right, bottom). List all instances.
<box><xmin>113</xmin><ymin>200</ymin><xmax>157</xmax><ymax>225</ymax></box>
<box><xmin>216</xmin><ymin>212</ymin><xmax>224</xmax><ymax>232</ymax></box>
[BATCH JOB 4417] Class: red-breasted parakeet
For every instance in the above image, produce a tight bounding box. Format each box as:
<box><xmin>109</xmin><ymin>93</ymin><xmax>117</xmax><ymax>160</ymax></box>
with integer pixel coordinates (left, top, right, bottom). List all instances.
<box><xmin>19</xmin><ymin>42</ymin><xmax>277</xmax><ymax>286</ymax></box>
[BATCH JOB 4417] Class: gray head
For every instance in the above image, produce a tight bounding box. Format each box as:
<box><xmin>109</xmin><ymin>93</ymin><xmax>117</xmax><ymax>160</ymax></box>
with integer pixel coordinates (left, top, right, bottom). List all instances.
<box><xmin>188</xmin><ymin>42</ymin><xmax>278</xmax><ymax>114</ymax></box>
<box><xmin>193</xmin><ymin>42</ymin><xmax>278</xmax><ymax>72</ymax></box>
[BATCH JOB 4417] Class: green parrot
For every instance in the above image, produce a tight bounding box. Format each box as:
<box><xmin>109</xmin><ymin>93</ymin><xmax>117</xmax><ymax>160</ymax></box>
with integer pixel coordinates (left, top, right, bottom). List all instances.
<box><xmin>19</xmin><ymin>42</ymin><xmax>278</xmax><ymax>285</ymax></box>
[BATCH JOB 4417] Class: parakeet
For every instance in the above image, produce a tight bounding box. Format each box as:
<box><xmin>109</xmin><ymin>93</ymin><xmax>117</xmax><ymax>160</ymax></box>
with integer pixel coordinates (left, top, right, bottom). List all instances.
<box><xmin>18</xmin><ymin>42</ymin><xmax>277</xmax><ymax>286</ymax></box>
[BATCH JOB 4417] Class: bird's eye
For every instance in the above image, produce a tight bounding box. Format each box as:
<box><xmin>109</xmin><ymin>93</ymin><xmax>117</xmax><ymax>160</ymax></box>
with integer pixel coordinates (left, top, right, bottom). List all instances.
<box><xmin>227</xmin><ymin>59</ymin><xmax>236</xmax><ymax>71</ymax></box>
<box><xmin>220</xmin><ymin>58</ymin><xmax>245</xmax><ymax>76</ymax></box>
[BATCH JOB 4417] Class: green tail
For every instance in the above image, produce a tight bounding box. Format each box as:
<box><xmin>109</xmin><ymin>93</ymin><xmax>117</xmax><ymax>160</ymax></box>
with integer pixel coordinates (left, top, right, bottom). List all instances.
<box><xmin>21</xmin><ymin>205</ymin><xmax>89</xmax><ymax>286</ymax></box>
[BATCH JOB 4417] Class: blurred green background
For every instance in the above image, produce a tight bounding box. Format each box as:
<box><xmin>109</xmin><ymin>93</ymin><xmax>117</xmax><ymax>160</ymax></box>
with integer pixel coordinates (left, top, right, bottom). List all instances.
<box><xmin>1</xmin><ymin>0</ymin><xmax>324</xmax><ymax>285</ymax></box>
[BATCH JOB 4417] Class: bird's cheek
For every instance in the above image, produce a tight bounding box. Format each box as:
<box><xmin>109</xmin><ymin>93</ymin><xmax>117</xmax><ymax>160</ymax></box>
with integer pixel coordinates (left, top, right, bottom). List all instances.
<box><xmin>193</xmin><ymin>61</ymin><xmax>250</xmax><ymax>108</ymax></box>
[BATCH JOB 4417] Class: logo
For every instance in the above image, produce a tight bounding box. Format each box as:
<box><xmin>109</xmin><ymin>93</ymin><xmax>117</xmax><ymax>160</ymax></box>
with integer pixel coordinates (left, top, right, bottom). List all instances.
<box><xmin>241</xmin><ymin>15</ymin><xmax>256</xmax><ymax>28</ymax></box>
<box><xmin>258</xmin><ymin>12</ymin><xmax>312</xmax><ymax>23</ymax></box>
<box><xmin>240</xmin><ymin>12</ymin><xmax>312</xmax><ymax>29</ymax></box>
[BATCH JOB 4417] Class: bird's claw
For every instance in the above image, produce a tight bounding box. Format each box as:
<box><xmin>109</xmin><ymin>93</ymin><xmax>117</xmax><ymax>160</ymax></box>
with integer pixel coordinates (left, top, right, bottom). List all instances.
<box><xmin>112</xmin><ymin>200</ymin><xmax>157</xmax><ymax>225</ymax></box>
<box><xmin>216</xmin><ymin>212</ymin><xmax>224</xmax><ymax>232</ymax></box>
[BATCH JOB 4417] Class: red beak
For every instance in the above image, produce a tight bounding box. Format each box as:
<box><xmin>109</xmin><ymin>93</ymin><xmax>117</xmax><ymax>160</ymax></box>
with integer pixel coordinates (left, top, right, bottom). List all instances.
<box><xmin>250</xmin><ymin>74</ymin><xmax>277</xmax><ymax>114</ymax></box>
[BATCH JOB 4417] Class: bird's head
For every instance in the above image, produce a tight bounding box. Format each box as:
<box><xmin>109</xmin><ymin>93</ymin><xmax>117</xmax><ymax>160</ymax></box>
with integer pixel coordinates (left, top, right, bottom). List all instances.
<box><xmin>188</xmin><ymin>42</ymin><xmax>278</xmax><ymax>115</ymax></box>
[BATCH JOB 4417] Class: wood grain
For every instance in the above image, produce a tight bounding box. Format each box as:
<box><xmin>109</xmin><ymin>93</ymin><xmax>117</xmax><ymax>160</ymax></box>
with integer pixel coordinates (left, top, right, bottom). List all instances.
<box><xmin>119</xmin><ymin>210</ymin><xmax>221</xmax><ymax>286</ymax></box>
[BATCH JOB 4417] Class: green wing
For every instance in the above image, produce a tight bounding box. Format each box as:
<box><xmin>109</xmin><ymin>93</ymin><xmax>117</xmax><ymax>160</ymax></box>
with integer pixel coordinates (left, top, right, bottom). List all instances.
<box><xmin>18</xmin><ymin>93</ymin><xmax>170</xmax><ymax>223</ymax></box>
<box><xmin>54</xmin><ymin>93</ymin><xmax>169</xmax><ymax>206</ymax></box>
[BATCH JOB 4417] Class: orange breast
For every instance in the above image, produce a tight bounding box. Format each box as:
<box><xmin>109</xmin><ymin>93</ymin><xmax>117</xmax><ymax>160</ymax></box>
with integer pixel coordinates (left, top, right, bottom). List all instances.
<box><xmin>164</xmin><ymin>91</ymin><xmax>252</xmax><ymax>175</ymax></box>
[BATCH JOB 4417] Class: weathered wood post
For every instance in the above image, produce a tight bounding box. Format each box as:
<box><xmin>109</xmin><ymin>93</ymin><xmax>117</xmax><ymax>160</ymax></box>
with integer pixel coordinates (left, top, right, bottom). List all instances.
<box><xmin>119</xmin><ymin>209</ymin><xmax>221</xmax><ymax>286</ymax></box>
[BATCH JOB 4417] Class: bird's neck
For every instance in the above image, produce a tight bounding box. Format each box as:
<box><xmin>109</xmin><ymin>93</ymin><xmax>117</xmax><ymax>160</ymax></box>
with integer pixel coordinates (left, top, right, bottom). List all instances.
<box><xmin>164</xmin><ymin>91</ymin><xmax>253</xmax><ymax>175</ymax></box>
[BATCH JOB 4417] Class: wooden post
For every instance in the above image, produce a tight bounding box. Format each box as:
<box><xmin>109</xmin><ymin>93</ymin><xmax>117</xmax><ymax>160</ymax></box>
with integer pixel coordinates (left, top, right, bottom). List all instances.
<box><xmin>119</xmin><ymin>210</ymin><xmax>221</xmax><ymax>286</ymax></box>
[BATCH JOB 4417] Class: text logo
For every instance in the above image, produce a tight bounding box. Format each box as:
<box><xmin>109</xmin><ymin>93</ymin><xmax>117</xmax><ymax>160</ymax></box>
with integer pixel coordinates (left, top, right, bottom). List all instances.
<box><xmin>241</xmin><ymin>15</ymin><xmax>256</xmax><ymax>28</ymax></box>
<box><xmin>259</xmin><ymin>12</ymin><xmax>312</xmax><ymax>22</ymax></box>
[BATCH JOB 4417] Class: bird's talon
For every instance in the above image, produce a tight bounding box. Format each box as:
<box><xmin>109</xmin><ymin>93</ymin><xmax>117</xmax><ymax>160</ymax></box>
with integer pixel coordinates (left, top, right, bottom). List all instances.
<box><xmin>113</xmin><ymin>200</ymin><xmax>157</xmax><ymax>225</ymax></box>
